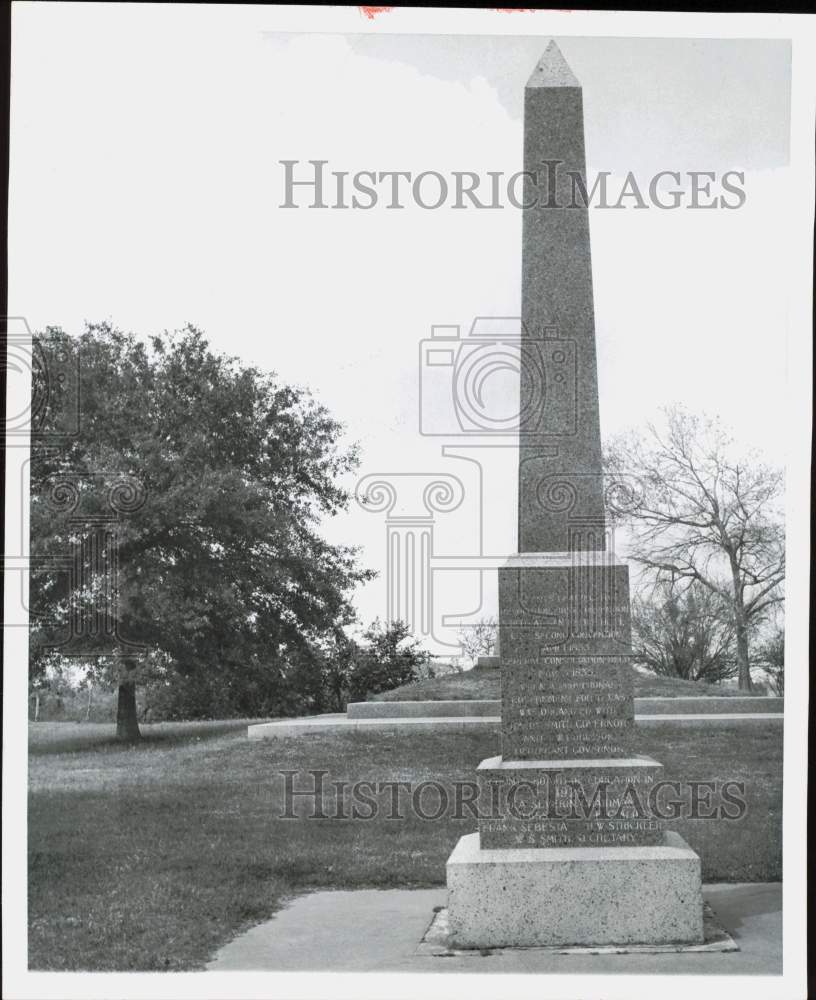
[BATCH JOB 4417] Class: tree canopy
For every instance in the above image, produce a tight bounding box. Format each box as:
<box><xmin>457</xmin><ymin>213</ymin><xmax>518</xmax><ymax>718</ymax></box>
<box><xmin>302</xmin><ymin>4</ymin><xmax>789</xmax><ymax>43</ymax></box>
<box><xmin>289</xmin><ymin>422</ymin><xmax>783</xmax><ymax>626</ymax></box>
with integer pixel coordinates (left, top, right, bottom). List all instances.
<box><xmin>30</xmin><ymin>323</ymin><xmax>372</xmax><ymax>736</ymax></box>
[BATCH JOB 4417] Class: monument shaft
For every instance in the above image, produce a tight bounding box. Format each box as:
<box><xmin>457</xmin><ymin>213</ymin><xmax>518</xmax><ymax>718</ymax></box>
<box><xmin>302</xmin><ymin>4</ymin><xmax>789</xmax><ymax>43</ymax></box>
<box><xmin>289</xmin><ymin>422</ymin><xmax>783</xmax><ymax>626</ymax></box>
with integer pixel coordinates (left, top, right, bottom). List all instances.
<box><xmin>501</xmin><ymin>44</ymin><xmax>633</xmax><ymax>766</ymax></box>
<box><xmin>518</xmin><ymin>48</ymin><xmax>606</xmax><ymax>553</ymax></box>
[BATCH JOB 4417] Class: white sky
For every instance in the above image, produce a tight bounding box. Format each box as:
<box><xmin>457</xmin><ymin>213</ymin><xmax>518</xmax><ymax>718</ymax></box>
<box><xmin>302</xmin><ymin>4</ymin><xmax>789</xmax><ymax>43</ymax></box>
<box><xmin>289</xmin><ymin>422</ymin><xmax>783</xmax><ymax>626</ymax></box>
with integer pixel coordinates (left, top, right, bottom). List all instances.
<box><xmin>9</xmin><ymin>6</ymin><xmax>793</xmax><ymax>651</ymax></box>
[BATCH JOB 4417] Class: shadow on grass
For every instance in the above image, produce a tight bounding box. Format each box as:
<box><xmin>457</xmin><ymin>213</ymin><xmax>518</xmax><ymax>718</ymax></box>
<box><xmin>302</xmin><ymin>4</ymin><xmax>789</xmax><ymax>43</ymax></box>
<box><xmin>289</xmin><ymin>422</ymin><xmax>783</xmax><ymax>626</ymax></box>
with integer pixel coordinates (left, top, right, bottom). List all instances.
<box><xmin>28</xmin><ymin>719</ymin><xmax>276</xmax><ymax>756</ymax></box>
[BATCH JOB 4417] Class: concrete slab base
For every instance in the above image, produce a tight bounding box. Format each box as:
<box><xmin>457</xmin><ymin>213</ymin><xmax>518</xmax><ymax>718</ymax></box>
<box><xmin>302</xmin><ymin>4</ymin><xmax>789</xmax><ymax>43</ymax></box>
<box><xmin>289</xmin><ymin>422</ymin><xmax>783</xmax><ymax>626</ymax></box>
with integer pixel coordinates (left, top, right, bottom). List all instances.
<box><xmin>419</xmin><ymin>900</ymin><xmax>737</xmax><ymax>956</ymax></box>
<box><xmin>205</xmin><ymin>884</ymin><xmax>781</xmax><ymax>973</ymax></box>
<box><xmin>447</xmin><ymin>830</ymin><xmax>703</xmax><ymax>948</ymax></box>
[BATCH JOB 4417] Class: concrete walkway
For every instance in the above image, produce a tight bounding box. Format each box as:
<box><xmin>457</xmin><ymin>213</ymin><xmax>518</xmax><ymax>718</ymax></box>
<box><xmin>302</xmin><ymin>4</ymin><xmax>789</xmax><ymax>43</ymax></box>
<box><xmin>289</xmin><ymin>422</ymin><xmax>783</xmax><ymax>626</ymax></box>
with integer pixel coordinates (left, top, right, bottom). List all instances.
<box><xmin>247</xmin><ymin>713</ymin><xmax>783</xmax><ymax>739</ymax></box>
<box><xmin>207</xmin><ymin>883</ymin><xmax>781</xmax><ymax>974</ymax></box>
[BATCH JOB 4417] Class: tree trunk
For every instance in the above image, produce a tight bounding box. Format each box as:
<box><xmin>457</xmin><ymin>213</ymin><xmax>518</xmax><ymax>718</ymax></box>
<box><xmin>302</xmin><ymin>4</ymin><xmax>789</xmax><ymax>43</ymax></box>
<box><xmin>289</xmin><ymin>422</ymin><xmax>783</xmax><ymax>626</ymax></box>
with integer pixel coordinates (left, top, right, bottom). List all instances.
<box><xmin>116</xmin><ymin>680</ymin><xmax>141</xmax><ymax>741</ymax></box>
<box><xmin>734</xmin><ymin>620</ymin><xmax>753</xmax><ymax>691</ymax></box>
<box><xmin>85</xmin><ymin>683</ymin><xmax>93</xmax><ymax>722</ymax></box>
<box><xmin>728</xmin><ymin>561</ymin><xmax>754</xmax><ymax>692</ymax></box>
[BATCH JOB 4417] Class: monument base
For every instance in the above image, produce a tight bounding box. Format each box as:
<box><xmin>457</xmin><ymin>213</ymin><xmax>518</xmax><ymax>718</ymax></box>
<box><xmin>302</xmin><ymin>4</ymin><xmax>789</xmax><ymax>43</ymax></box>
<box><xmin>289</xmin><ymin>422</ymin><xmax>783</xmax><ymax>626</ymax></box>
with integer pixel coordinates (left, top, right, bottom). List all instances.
<box><xmin>446</xmin><ymin>830</ymin><xmax>703</xmax><ymax>948</ymax></box>
<box><xmin>476</xmin><ymin>754</ymin><xmax>666</xmax><ymax>848</ymax></box>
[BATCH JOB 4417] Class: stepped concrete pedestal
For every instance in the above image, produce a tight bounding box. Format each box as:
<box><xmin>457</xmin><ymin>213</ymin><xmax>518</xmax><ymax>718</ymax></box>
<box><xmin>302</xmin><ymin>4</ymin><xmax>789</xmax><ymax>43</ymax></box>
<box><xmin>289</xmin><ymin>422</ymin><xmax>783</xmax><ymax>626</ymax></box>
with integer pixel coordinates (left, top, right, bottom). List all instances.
<box><xmin>444</xmin><ymin>41</ymin><xmax>703</xmax><ymax>949</ymax></box>
<box><xmin>445</xmin><ymin>551</ymin><xmax>706</xmax><ymax>947</ymax></box>
<box><xmin>344</xmin><ymin>697</ymin><xmax>782</xmax><ymax>719</ymax></box>
<box><xmin>475</xmin><ymin>655</ymin><xmax>500</xmax><ymax>669</ymax></box>
<box><xmin>447</xmin><ymin>831</ymin><xmax>703</xmax><ymax>948</ymax></box>
<box><xmin>347</xmin><ymin>700</ymin><xmax>498</xmax><ymax>719</ymax></box>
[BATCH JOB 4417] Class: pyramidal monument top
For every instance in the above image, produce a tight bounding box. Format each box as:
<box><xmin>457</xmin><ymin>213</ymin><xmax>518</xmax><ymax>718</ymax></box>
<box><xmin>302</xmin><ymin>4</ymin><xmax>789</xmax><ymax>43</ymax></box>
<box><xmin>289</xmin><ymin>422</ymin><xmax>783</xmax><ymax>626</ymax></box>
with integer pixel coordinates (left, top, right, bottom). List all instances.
<box><xmin>526</xmin><ymin>39</ymin><xmax>581</xmax><ymax>89</ymax></box>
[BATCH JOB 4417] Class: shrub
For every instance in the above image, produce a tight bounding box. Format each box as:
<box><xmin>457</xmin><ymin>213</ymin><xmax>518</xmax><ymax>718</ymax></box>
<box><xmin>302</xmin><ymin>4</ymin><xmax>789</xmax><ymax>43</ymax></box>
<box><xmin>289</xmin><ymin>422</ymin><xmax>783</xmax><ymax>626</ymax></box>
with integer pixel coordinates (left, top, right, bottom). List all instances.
<box><xmin>347</xmin><ymin>620</ymin><xmax>430</xmax><ymax>702</ymax></box>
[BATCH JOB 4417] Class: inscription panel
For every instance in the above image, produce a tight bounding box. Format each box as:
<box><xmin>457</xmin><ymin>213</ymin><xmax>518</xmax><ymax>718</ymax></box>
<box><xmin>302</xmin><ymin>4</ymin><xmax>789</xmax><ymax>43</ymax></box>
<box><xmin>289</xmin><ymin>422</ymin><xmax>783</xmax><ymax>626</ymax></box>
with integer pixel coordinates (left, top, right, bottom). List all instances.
<box><xmin>477</xmin><ymin>761</ymin><xmax>665</xmax><ymax>848</ymax></box>
<box><xmin>499</xmin><ymin>563</ymin><xmax>635</xmax><ymax>760</ymax></box>
<box><xmin>502</xmin><ymin>653</ymin><xmax>634</xmax><ymax>759</ymax></box>
<box><xmin>499</xmin><ymin>563</ymin><xmax>632</xmax><ymax>652</ymax></box>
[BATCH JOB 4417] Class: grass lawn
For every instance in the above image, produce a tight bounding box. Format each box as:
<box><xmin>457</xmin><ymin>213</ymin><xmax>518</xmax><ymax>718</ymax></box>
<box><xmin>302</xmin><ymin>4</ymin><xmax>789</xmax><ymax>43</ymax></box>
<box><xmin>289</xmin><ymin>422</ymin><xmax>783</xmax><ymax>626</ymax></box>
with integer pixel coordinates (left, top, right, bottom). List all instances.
<box><xmin>373</xmin><ymin>664</ymin><xmax>775</xmax><ymax>702</ymax></box>
<box><xmin>29</xmin><ymin>717</ymin><xmax>781</xmax><ymax>971</ymax></box>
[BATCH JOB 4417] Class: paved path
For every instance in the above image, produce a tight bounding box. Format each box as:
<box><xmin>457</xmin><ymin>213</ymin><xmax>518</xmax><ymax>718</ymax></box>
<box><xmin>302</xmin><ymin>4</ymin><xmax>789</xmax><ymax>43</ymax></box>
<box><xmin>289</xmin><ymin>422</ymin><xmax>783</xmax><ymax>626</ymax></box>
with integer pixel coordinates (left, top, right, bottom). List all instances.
<box><xmin>247</xmin><ymin>713</ymin><xmax>783</xmax><ymax>739</ymax></box>
<box><xmin>207</xmin><ymin>883</ymin><xmax>781</xmax><ymax>974</ymax></box>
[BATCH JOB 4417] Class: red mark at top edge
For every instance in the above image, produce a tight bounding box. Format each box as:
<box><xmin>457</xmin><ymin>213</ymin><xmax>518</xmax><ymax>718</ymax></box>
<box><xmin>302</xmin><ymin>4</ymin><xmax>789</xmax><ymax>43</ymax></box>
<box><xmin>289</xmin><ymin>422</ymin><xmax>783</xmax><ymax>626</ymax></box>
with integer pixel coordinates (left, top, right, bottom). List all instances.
<box><xmin>357</xmin><ymin>6</ymin><xmax>565</xmax><ymax>18</ymax></box>
<box><xmin>358</xmin><ymin>6</ymin><xmax>394</xmax><ymax>18</ymax></box>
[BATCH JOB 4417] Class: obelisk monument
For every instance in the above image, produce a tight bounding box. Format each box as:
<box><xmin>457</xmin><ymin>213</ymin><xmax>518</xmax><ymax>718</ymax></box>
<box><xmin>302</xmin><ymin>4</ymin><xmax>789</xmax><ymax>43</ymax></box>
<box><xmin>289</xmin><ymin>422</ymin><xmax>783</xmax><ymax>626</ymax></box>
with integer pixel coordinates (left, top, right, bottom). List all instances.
<box><xmin>445</xmin><ymin>41</ymin><xmax>704</xmax><ymax>948</ymax></box>
<box><xmin>517</xmin><ymin>41</ymin><xmax>605</xmax><ymax>554</ymax></box>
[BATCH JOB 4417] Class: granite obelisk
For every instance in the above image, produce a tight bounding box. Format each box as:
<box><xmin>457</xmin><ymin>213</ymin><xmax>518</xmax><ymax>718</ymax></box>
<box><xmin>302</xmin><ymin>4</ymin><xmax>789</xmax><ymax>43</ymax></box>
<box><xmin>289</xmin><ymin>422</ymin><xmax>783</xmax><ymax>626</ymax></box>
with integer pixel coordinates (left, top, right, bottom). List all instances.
<box><xmin>517</xmin><ymin>41</ymin><xmax>605</xmax><ymax>554</ymax></box>
<box><xmin>445</xmin><ymin>41</ymin><xmax>705</xmax><ymax>948</ymax></box>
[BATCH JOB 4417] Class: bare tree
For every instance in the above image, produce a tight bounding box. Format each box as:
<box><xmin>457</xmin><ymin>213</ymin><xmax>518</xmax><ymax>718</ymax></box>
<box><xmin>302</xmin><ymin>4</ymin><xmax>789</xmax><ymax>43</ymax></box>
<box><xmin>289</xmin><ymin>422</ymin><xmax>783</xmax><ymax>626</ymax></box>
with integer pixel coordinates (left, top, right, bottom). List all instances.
<box><xmin>606</xmin><ymin>406</ymin><xmax>785</xmax><ymax>691</ymax></box>
<box><xmin>457</xmin><ymin>617</ymin><xmax>498</xmax><ymax>667</ymax></box>
<box><xmin>631</xmin><ymin>581</ymin><xmax>736</xmax><ymax>684</ymax></box>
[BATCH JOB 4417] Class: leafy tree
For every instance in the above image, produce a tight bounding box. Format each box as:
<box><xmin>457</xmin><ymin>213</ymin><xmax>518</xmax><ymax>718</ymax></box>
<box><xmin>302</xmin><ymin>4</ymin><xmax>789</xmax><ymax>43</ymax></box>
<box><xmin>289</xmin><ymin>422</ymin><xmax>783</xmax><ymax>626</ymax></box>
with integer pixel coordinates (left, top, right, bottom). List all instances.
<box><xmin>28</xmin><ymin>652</ymin><xmax>65</xmax><ymax>722</ymax></box>
<box><xmin>606</xmin><ymin>406</ymin><xmax>784</xmax><ymax>691</ymax></box>
<box><xmin>631</xmin><ymin>581</ymin><xmax>736</xmax><ymax>683</ymax></box>
<box><xmin>315</xmin><ymin>631</ymin><xmax>362</xmax><ymax>713</ymax></box>
<box><xmin>30</xmin><ymin>324</ymin><xmax>372</xmax><ymax>739</ymax></box>
<box><xmin>276</xmin><ymin>620</ymin><xmax>432</xmax><ymax>711</ymax></box>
